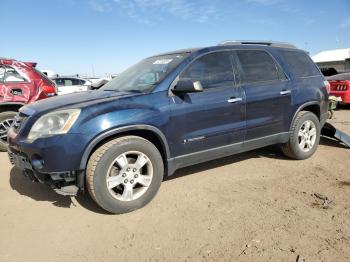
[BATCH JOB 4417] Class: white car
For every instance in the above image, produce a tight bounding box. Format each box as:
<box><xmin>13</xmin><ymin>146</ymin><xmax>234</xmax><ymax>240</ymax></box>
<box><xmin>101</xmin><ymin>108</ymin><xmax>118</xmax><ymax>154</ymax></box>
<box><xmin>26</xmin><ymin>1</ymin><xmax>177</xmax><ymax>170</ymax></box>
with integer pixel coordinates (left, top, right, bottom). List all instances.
<box><xmin>52</xmin><ymin>77</ymin><xmax>92</xmax><ymax>95</ymax></box>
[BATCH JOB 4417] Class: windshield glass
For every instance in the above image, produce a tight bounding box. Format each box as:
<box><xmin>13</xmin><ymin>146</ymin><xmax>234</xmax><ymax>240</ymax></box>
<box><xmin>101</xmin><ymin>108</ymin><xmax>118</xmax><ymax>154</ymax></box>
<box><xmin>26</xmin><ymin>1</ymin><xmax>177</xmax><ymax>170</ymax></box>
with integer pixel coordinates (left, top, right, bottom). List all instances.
<box><xmin>102</xmin><ymin>53</ymin><xmax>189</xmax><ymax>93</ymax></box>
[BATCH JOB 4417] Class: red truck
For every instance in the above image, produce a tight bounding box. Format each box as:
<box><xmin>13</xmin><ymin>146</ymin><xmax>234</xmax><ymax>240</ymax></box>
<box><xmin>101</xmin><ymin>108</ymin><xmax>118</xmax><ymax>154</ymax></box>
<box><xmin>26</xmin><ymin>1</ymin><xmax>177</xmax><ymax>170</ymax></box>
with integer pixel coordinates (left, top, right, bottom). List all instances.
<box><xmin>0</xmin><ymin>57</ymin><xmax>57</xmax><ymax>151</ymax></box>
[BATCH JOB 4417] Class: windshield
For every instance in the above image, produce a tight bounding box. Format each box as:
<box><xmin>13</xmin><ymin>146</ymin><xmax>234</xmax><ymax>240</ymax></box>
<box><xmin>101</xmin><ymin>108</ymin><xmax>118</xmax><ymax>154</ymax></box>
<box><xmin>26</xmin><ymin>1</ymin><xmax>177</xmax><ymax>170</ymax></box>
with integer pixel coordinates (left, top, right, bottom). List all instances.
<box><xmin>102</xmin><ymin>53</ymin><xmax>189</xmax><ymax>93</ymax></box>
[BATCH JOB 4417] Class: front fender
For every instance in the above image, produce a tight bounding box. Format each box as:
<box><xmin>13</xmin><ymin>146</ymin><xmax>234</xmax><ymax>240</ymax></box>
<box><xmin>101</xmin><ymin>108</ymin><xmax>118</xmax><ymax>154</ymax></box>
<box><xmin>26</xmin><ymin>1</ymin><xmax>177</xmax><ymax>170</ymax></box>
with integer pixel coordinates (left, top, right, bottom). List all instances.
<box><xmin>79</xmin><ymin>124</ymin><xmax>170</xmax><ymax>170</ymax></box>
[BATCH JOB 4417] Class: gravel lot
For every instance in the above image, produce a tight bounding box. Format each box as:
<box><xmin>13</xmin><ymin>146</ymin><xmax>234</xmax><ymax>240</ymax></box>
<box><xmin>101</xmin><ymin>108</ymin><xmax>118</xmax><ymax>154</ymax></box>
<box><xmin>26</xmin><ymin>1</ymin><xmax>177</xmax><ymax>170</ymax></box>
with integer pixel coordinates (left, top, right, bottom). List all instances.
<box><xmin>0</xmin><ymin>109</ymin><xmax>349</xmax><ymax>262</ymax></box>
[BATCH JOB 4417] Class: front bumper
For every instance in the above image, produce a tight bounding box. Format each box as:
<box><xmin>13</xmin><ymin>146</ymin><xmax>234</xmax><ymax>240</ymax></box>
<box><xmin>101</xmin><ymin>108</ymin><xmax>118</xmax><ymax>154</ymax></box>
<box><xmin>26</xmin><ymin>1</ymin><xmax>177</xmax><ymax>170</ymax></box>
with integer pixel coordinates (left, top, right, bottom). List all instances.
<box><xmin>7</xmin><ymin>128</ymin><xmax>92</xmax><ymax>194</ymax></box>
<box><xmin>8</xmin><ymin>147</ymin><xmax>82</xmax><ymax>195</ymax></box>
<box><xmin>8</xmin><ymin>128</ymin><xmax>92</xmax><ymax>172</ymax></box>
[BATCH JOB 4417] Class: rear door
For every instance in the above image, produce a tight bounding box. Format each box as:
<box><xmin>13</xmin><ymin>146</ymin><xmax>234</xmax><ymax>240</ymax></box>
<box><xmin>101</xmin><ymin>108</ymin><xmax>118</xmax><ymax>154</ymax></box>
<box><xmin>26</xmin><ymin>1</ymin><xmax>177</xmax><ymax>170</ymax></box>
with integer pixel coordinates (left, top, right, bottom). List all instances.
<box><xmin>169</xmin><ymin>51</ymin><xmax>245</xmax><ymax>157</ymax></box>
<box><xmin>234</xmin><ymin>49</ymin><xmax>291</xmax><ymax>141</ymax></box>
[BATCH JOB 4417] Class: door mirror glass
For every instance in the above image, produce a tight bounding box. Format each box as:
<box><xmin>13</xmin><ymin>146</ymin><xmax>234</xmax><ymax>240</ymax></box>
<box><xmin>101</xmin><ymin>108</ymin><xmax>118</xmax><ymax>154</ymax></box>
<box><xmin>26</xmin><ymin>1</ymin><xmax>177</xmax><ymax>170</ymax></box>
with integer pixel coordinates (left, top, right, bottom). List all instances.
<box><xmin>173</xmin><ymin>80</ymin><xmax>203</xmax><ymax>94</ymax></box>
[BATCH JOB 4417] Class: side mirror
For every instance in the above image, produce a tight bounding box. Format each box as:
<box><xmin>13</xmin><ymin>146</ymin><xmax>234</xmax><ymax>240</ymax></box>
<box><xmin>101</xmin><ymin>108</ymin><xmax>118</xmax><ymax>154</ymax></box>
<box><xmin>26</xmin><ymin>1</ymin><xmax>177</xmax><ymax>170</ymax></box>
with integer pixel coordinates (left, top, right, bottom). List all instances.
<box><xmin>173</xmin><ymin>80</ymin><xmax>203</xmax><ymax>94</ymax></box>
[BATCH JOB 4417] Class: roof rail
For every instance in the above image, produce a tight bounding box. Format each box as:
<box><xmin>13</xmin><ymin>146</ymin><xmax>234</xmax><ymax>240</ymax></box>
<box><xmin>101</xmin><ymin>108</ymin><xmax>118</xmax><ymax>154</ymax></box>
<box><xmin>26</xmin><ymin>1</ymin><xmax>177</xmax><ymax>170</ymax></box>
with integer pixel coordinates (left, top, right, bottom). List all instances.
<box><xmin>218</xmin><ymin>40</ymin><xmax>296</xmax><ymax>49</ymax></box>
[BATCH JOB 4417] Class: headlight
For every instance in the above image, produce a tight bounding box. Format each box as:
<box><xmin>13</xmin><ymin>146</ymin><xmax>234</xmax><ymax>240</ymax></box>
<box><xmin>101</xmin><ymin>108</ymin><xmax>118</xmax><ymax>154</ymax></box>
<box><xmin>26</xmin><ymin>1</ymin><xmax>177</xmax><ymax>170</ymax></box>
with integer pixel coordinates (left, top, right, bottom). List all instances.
<box><xmin>28</xmin><ymin>109</ymin><xmax>81</xmax><ymax>141</ymax></box>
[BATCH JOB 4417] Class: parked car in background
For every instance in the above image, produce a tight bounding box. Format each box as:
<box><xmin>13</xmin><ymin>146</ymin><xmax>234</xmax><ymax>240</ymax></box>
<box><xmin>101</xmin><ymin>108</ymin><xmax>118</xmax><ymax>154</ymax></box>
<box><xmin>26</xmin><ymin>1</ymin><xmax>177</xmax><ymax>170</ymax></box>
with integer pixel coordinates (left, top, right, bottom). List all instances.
<box><xmin>8</xmin><ymin>41</ymin><xmax>329</xmax><ymax>214</ymax></box>
<box><xmin>0</xmin><ymin>57</ymin><xmax>57</xmax><ymax>151</ymax></box>
<box><xmin>89</xmin><ymin>77</ymin><xmax>111</xmax><ymax>90</ymax></box>
<box><xmin>52</xmin><ymin>77</ymin><xmax>92</xmax><ymax>95</ymax></box>
<box><xmin>327</xmin><ymin>73</ymin><xmax>350</xmax><ymax>105</ymax></box>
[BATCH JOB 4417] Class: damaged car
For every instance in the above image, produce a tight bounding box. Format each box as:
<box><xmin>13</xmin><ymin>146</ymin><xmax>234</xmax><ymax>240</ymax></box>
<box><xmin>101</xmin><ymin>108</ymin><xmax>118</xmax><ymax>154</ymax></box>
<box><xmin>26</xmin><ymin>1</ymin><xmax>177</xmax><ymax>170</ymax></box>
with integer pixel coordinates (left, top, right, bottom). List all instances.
<box><xmin>0</xmin><ymin>58</ymin><xmax>57</xmax><ymax>151</ymax></box>
<box><xmin>8</xmin><ymin>41</ymin><xmax>329</xmax><ymax>214</ymax></box>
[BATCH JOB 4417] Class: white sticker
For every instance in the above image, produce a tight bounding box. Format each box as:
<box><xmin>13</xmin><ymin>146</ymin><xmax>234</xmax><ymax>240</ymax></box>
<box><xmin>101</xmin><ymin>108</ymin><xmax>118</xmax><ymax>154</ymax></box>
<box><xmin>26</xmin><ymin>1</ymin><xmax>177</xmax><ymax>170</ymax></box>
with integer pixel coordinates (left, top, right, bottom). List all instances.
<box><xmin>153</xmin><ymin>59</ymin><xmax>173</xmax><ymax>65</ymax></box>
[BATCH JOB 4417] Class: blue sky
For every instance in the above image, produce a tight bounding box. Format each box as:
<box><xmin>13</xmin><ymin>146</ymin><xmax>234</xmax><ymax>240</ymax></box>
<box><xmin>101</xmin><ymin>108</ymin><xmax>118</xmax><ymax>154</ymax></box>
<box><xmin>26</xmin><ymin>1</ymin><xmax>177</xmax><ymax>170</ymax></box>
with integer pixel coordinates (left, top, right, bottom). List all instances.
<box><xmin>1</xmin><ymin>0</ymin><xmax>349</xmax><ymax>76</ymax></box>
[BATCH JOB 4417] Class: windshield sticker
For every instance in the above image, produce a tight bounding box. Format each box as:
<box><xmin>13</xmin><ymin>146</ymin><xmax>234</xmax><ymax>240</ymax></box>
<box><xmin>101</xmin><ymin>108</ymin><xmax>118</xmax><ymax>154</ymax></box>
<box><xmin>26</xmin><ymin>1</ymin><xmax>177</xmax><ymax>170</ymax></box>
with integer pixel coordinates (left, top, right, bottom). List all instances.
<box><xmin>153</xmin><ymin>59</ymin><xmax>173</xmax><ymax>65</ymax></box>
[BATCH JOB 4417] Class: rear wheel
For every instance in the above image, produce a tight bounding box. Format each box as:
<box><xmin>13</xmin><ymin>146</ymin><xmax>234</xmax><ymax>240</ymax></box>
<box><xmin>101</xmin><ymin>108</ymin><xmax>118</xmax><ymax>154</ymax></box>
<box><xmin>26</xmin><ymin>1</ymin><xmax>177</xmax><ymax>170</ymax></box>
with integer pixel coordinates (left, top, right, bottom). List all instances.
<box><xmin>0</xmin><ymin>111</ymin><xmax>17</xmax><ymax>152</ymax></box>
<box><xmin>281</xmin><ymin>111</ymin><xmax>321</xmax><ymax>160</ymax></box>
<box><xmin>86</xmin><ymin>136</ymin><xmax>164</xmax><ymax>214</ymax></box>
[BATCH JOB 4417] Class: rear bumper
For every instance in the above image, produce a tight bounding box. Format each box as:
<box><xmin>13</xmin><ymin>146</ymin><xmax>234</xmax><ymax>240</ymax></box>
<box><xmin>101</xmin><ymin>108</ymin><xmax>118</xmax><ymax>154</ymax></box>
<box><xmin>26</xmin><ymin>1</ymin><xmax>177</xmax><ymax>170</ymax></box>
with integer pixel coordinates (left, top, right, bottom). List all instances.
<box><xmin>329</xmin><ymin>91</ymin><xmax>350</xmax><ymax>104</ymax></box>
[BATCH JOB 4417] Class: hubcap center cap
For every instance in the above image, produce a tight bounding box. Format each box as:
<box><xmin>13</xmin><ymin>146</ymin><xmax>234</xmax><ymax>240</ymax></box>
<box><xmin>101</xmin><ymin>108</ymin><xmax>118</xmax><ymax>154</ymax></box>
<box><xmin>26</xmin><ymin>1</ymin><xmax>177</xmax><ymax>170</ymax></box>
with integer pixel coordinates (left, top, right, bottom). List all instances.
<box><xmin>121</xmin><ymin>165</ymin><xmax>139</xmax><ymax>182</ymax></box>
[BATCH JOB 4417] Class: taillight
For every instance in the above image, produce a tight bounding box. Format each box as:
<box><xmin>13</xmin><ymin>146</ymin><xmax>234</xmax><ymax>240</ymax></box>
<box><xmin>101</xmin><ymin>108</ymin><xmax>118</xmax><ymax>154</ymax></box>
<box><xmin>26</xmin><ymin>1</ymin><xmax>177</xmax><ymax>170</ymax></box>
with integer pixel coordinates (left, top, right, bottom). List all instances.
<box><xmin>324</xmin><ymin>80</ymin><xmax>331</xmax><ymax>94</ymax></box>
<box><xmin>42</xmin><ymin>85</ymin><xmax>56</xmax><ymax>97</ymax></box>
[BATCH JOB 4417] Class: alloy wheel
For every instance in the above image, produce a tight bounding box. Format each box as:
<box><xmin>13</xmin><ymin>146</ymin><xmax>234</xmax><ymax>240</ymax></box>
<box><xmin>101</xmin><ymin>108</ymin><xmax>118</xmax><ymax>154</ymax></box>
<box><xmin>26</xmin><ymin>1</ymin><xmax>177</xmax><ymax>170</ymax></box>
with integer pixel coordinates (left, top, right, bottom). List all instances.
<box><xmin>0</xmin><ymin>119</ymin><xmax>14</xmax><ymax>143</ymax></box>
<box><xmin>298</xmin><ymin>120</ymin><xmax>317</xmax><ymax>152</ymax></box>
<box><xmin>106</xmin><ymin>151</ymin><xmax>153</xmax><ymax>202</ymax></box>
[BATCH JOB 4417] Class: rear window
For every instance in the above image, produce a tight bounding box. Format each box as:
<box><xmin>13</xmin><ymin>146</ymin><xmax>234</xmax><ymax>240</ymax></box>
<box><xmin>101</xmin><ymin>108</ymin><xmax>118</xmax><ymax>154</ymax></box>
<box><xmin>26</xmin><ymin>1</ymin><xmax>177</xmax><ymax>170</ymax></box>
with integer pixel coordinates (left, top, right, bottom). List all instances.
<box><xmin>279</xmin><ymin>50</ymin><xmax>320</xmax><ymax>78</ymax></box>
<box><xmin>236</xmin><ymin>50</ymin><xmax>280</xmax><ymax>84</ymax></box>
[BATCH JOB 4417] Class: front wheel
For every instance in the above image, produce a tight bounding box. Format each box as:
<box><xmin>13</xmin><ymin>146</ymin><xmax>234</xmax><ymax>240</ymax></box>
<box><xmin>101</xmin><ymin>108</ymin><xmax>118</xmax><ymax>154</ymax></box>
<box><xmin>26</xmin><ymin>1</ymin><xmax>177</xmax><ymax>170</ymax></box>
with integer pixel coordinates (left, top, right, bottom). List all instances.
<box><xmin>281</xmin><ymin>111</ymin><xmax>321</xmax><ymax>160</ymax></box>
<box><xmin>0</xmin><ymin>111</ymin><xmax>17</xmax><ymax>152</ymax></box>
<box><xmin>86</xmin><ymin>136</ymin><xmax>164</xmax><ymax>214</ymax></box>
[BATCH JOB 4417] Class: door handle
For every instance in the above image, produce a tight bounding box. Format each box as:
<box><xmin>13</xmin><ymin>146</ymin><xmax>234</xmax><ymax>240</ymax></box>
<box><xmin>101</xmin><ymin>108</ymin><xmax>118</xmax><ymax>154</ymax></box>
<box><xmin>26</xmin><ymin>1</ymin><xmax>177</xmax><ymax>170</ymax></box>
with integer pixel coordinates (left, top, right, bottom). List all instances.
<box><xmin>227</xmin><ymin>97</ymin><xmax>243</xmax><ymax>103</ymax></box>
<box><xmin>280</xmin><ymin>90</ymin><xmax>291</xmax><ymax>95</ymax></box>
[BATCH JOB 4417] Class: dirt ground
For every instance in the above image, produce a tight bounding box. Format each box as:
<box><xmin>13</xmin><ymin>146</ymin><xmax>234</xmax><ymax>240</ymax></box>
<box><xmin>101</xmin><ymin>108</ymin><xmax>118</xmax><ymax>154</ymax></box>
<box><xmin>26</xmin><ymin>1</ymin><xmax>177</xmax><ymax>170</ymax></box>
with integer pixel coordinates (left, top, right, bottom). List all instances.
<box><xmin>0</xmin><ymin>109</ymin><xmax>349</xmax><ymax>262</ymax></box>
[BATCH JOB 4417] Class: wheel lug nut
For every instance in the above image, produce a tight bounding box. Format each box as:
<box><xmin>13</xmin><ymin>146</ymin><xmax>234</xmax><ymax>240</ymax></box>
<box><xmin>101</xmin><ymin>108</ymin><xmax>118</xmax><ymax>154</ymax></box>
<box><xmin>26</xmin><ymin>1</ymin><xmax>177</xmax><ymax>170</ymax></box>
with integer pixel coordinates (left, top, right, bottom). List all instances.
<box><xmin>127</xmin><ymin>168</ymin><xmax>131</xmax><ymax>171</ymax></box>
<box><xmin>130</xmin><ymin>180</ymin><xmax>134</xmax><ymax>184</ymax></box>
<box><xmin>122</xmin><ymin>173</ymin><xmax>126</xmax><ymax>177</ymax></box>
<box><xmin>134</xmin><ymin>174</ymin><xmax>138</xmax><ymax>178</ymax></box>
<box><xmin>133</xmin><ymin>168</ymin><xmax>137</xmax><ymax>172</ymax></box>
<box><xmin>124</xmin><ymin>179</ymin><xmax>128</xmax><ymax>183</ymax></box>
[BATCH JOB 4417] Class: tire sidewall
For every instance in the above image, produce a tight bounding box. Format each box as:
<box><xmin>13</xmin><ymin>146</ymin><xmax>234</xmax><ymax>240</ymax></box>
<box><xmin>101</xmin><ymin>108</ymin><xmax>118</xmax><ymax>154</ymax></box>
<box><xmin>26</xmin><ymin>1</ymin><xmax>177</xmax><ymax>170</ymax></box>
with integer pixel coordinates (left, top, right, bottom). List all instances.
<box><xmin>91</xmin><ymin>138</ymin><xmax>164</xmax><ymax>214</ymax></box>
<box><xmin>0</xmin><ymin>111</ymin><xmax>17</xmax><ymax>151</ymax></box>
<box><xmin>290</xmin><ymin>112</ymin><xmax>320</xmax><ymax>159</ymax></box>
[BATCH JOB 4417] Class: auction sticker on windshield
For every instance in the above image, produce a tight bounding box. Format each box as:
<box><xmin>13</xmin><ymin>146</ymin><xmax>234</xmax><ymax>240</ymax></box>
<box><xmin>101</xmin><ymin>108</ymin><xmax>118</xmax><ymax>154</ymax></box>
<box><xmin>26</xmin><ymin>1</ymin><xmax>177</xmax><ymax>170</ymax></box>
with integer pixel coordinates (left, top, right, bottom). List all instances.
<box><xmin>153</xmin><ymin>59</ymin><xmax>173</xmax><ymax>65</ymax></box>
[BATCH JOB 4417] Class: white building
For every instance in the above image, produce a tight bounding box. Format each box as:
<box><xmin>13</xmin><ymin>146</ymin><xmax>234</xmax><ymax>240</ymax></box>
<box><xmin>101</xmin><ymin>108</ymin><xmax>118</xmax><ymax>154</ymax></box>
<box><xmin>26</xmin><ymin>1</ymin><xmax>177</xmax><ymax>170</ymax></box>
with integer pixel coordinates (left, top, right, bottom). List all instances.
<box><xmin>312</xmin><ymin>48</ymin><xmax>350</xmax><ymax>74</ymax></box>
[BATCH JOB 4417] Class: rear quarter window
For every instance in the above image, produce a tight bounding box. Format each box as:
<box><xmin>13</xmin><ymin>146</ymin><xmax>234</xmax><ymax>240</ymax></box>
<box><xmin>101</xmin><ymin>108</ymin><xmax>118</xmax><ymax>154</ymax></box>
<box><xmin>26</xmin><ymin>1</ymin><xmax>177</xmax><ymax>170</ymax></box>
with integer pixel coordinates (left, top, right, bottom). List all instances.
<box><xmin>279</xmin><ymin>50</ymin><xmax>320</xmax><ymax>78</ymax></box>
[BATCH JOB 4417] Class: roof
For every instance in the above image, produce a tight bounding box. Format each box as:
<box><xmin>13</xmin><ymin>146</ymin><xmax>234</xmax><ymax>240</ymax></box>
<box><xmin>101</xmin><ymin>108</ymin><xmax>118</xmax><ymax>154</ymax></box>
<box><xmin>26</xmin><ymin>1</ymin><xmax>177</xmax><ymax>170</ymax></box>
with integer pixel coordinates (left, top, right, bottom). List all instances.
<box><xmin>312</xmin><ymin>48</ymin><xmax>350</xmax><ymax>63</ymax></box>
<box><xmin>152</xmin><ymin>40</ymin><xmax>301</xmax><ymax>58</ymax></box>
<box><xmin>219</xmin><ymin>40</ymin><xmax>296</xmax><ymax>49</ymax></box>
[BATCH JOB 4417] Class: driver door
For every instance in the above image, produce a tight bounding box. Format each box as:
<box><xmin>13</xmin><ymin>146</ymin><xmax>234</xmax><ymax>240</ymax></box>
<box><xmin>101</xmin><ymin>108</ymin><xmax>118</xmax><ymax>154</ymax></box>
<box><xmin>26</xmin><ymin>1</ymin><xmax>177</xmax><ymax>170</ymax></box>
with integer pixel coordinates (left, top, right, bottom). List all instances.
<box><xmin>168</xmin><ymin>51</ymin><xmax>245</xmax><ymax>160</ymax></box>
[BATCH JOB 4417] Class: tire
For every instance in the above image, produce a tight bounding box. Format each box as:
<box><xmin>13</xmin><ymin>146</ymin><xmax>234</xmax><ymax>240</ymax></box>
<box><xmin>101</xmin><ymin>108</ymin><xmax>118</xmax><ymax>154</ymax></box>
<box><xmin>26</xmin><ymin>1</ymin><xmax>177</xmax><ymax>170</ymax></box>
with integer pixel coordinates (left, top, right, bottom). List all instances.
<box><xmin>0</xmin><ymin>111</ymin><xmax>17</xmax><ymax>152</ymax></box>
<box><xmin>281</xmin><ymin>111</ymin><xmax>321</xmax><ymax>160</ymax></box>
<box><xmin>86</xmin><ymin>136</ymin><xmax>164</xmax><ymax>214</ymax></box>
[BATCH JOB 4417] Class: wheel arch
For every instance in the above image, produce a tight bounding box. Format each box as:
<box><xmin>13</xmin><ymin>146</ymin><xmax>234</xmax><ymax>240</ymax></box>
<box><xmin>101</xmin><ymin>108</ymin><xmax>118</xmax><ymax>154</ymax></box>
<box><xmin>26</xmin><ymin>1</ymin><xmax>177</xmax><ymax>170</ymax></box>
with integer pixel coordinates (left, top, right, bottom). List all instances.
<box><xmin>80</xmin><ymin>125</ymin><xmax>170</xmax><ymax>171</ymax></box>
<box><xmin>290</xmin><ymin>101</ymin><xmax>320</xmax><ymax>130</ymax></box>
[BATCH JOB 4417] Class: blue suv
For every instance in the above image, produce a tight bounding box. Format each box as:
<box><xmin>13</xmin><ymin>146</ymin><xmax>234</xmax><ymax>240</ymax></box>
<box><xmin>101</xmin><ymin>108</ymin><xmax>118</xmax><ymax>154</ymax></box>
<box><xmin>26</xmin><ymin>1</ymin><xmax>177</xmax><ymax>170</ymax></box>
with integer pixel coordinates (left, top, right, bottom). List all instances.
<box><xmin>8</xmin><ymin>41</ymin><xmax>329</xmax><ymax>214</ymax></box>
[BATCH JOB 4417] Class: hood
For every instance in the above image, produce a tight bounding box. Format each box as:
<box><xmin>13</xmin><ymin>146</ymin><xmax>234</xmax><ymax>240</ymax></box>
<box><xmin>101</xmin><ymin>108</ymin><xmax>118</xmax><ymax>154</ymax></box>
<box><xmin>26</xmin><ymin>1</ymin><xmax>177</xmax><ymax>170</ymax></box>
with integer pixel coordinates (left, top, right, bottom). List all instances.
<box><xmin>20</xmin><ymin>90</ymin><xmax>134</xmax><ymax>117</ymax></box>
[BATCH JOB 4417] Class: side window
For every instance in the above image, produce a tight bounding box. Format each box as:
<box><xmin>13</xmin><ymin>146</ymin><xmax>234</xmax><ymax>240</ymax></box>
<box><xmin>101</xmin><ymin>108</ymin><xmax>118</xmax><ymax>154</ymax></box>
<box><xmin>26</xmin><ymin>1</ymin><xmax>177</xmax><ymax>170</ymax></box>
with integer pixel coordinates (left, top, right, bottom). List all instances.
<box><xmin>278</xmin><ymin>50</ymin><xmax>320</xmax><ymax>78</ymax></box>
<box><xmin>71</xmin><ymin>79</ymin><xmax>80</xmax><ymax>85</ymax></box>
<box><xmin>180</xmin><ymin>52</ymin><xmax>234</xmax><ymax>89</ymax></box>
<box><xmin>0</xmin><ymin>66</ymin><xmax>5</xmax><ymax>83</ymax></box>
<box><xmin>54</xmin><ymin>79</ymin><xmax>64</xmax><ymax>86</ymax></box>
<box><xmin>236</xmin><ymin>50</ymin><xmax>279</xmax><ymax>84</ymax></box>
<box><xmin>4</xmin><ymin>67</ymin><xmax>27</xmax><ymax>83</ymax></box>
<box><xmin>64</xmin><ymin>79</ymin><xmax>73</xmax><ymax>86</ymax></box>
<box><xmin>79</xmin><ymin>79</ymin><xmax>86</xmax><ymax>85</ymax></box>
